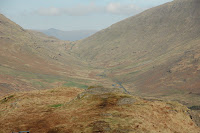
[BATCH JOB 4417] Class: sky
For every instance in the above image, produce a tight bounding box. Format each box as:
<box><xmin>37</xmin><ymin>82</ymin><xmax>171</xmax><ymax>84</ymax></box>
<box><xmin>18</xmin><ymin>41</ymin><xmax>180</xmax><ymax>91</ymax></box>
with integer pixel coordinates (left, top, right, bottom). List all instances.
<box><xmin>0</xmin><ymin>0</ymin><xmax>172</xmax><ymax>31</ymax></box>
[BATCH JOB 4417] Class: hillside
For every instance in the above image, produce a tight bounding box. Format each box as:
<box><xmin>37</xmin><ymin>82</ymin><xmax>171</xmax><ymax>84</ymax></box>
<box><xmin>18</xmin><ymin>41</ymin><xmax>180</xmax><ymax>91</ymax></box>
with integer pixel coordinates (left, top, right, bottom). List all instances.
<box><xmin>1</xmin><ymin>0</ymin><xmax>200</xmax><ymax>132</ymax></box>
<box><xmin>39</xmin><ymin>28</ymin><xmax>97</xmax><ymax>41</ymax></box>
<box><xmin>0</xmin><ymin>14</ymin><xmax>110</xmax><ymax>96</ymax></box>
<box><xmin>71</xmin><ymin>0</ymin><xmax>200</xmax><ymax>100</ymax></box>
<box><xmin>0</xmin><ymin>87</ymin><xmax>199</xmax><ymax>133</ymax></box>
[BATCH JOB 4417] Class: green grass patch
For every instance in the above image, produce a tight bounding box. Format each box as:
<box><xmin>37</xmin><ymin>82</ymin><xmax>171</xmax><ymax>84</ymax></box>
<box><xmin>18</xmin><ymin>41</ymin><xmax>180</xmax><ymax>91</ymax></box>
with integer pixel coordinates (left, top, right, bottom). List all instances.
<box><xmin>43</xmin><ymin>77</ymin><xmax>60</xmax><ymax>83</ymax></box>
<box><xmin>50</xmin><ymin>104</ymin><xmax>63</xmax><ymax>108</ymax></box>
<box><xmin>32</xmin><ymin>81</ymin><xmax>46</xmax><ymax>88</ymax></box>
<box><xmin>63</xmin><ymin>81</ymin><xmax>88</xmax><ymax>89</ymax></box>
<box><xmin>0</xmin><ymin>65</ymin><xmax>92</xmax><ymax>90</ymax></box>
<box><xmin>129</xmin><ymin>71</ymin><xmax>140</xmax><ymax>75</ymax></box>
<box><xmin>1</xmin><ymin>95</ymin><xmax>15</xmax><ymax>104</ymax></box>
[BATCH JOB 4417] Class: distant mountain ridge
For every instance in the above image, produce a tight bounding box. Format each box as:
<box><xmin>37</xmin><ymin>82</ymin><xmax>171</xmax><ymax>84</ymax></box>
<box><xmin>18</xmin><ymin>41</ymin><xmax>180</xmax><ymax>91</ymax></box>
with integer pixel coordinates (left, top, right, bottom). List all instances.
<box><xmin>38</xmin><ymin>28</ymin><xmax>97</xmax><ymax>41</ymax></box>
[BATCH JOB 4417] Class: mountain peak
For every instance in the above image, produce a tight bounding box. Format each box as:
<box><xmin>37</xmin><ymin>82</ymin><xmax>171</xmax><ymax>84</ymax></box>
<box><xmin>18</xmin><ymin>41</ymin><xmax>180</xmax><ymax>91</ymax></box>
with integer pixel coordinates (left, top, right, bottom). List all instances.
<box><xmin>48</xmin><ymin>28</ymin><xmax>59</xmax><ymax>31</ymax></box>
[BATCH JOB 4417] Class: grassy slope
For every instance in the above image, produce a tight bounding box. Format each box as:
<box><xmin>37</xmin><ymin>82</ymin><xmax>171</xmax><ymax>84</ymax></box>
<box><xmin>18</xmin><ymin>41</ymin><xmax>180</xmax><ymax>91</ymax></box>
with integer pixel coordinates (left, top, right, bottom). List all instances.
<box><xmin>0</xmin><ymin>87</ymin><xmax>199</xmax><ymax>133</ymax></box>
<box><xmin>0</xmin><ymin>1</ymin><xmax>200</xmax><ymax>131</ymax></box>
<box><xmin>71</xmin><ymin>0</ymin><xmax>200</xmax><ymax>99</ymax></box>
<box><xmin>0</xmin><ymin>14</ymin><xmax>113</xmax><ymax>96</ymax></box>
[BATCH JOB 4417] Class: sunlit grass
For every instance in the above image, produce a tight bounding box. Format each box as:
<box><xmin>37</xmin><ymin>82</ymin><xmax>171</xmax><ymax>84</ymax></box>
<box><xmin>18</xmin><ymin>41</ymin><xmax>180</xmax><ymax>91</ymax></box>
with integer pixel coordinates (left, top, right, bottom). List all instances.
<box><xmin>63</xmin><ymin>81</ymin><xmax>88</xmax><ymax>89</ymax></box>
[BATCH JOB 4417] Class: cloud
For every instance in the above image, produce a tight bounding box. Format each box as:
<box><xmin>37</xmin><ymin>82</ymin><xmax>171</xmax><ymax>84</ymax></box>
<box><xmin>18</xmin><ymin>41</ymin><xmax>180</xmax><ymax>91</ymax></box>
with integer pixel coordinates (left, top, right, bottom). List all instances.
<box><xmin>36</xmin><ymin>7</ymin><xmax>61</xmax><ymax>16</ymax></box>
<box><xmin>35</xmin><ymin>2</ymin><xmax>143</xmax><ymax>16</ymax></box>
<box><xmin>106</xmin><ymin>2</ymin><xmax>142</xmax><ymax>15</ymax></box>
<box><xmin>36</xmin><ymin>3</ymin><xmax>101</xmax><ymax>16</ymax></box>
<box><xmin>65</xmin><ymin>3</ymin><xmax>102</xmax><ymax>16</ymax></box>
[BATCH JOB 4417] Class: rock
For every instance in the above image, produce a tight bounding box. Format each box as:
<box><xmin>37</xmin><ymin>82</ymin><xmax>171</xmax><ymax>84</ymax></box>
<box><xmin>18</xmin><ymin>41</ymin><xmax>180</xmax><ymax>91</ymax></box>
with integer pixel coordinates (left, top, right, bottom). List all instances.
<box><xmin>117</xmin><ymin>98</ymin><xmax>137</xmax><ymax>106</ymax></box>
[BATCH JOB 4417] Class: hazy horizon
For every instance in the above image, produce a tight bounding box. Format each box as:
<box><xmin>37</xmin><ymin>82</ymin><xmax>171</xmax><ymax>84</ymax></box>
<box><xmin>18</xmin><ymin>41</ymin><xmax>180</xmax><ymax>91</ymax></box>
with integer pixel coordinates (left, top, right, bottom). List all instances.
<box><xmin>35</xmin><ymin>28</ymin><xmax>98</xmax><ymax>32</ymax></box>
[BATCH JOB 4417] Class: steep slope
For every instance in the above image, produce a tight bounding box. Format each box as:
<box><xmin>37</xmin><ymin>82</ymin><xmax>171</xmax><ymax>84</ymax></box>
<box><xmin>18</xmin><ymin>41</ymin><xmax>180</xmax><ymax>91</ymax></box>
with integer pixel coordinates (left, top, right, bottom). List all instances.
<box><xmin>73</xmin><ymin>0</ymin><xmax>200</xmax><ymax>65</ymax></box>
<box><xmin>0</xmin><ymin>14</ymin><xmax>108</xmax><ymax>96</ymax></box>
<box><xmin>72</xmin><ymin>0</ymin><xmax>200</xmax><ymax>99</ymax></box>
<box><xmin>0</xmin><ymin>87</ymin><xmax>199</xmax><ymax>133</ymax></box>
<box><xmin>39</xmin><ymin>28</ymin><xmax>97</xmax><ymax>41</ymax></box>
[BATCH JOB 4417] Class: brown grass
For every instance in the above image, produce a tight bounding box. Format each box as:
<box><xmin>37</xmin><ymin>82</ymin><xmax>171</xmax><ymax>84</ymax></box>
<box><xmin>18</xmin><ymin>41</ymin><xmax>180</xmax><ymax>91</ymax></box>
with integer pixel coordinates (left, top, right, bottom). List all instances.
<box><xmin>0</xmin><ymin>87</ymin><xmax>199</xmax><ymax>133</ymax></box>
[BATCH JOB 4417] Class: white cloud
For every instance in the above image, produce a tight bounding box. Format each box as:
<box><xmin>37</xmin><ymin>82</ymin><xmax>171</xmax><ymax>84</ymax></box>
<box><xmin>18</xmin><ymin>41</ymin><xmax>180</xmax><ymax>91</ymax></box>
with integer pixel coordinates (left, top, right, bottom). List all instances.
<box><xmin>36</xmin><ymin>2</ymin><xmax>143</xmax><ymax>16</ymax></box>
<box><xmin>106</xmin><ymin>2</ymin><xmax>142</xmax><ymax>15</ymax></box>
<box><xmin>65</xmin><ymin>3</ymin><xmax>102</xmax><ymax>16</ymax></box>
<box><xmin>106</xmin><ymin>3</ymin><xmax>121</xmax><ymax>14</ymax></box>
<box><xmin>36</xmin><ymin>3</ymin><xmax>101</xmax><ymax>16</ymax></box>
<box><xmin>37</xmin><ymin>7</ymin><xmax>61</xmax><ymax>16</ymax></box>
